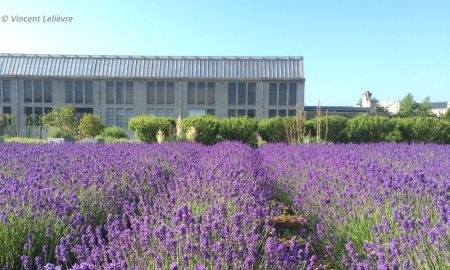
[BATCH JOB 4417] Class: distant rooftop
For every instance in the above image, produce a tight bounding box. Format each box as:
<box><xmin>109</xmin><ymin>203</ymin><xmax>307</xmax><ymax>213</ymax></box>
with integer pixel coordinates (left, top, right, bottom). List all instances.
<box><xmin>0</xmin><ymin>53</ymin><xmax>304</xmax><ymax>80</ymax></box>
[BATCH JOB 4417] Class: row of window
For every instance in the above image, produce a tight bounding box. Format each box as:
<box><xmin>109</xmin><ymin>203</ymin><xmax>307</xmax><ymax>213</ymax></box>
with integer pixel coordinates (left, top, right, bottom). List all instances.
<box><xmin>24</xmin><ymin>80</ymin><xmax>53</xmax><ymax>103</ymax></box>
<box><xmin>1</xmin><ymin>106</ymin><xmax>11</xmax><ymax>115</ymax></box>
<box><xmin>147</xmin><ymin>82</ymin><xmax>175</xmax><ymax>105</ymax></box>
<box><xmin>228</xmin><ymin>109</ymin><xmax>256</xmax><ymax>118</ymax></box>
<box><xmin>65</xmin><ymin>81</ymin><xmax>93</xmax><ymax>104</ymax></box>
<box><xmin>0</xmin><ymin>80</ymin><xmax>11</xmax><ymax>103</ymax></box>
<box><xmin>105</xmin><ymin>108</ymin><xmax>134</xmax><ymax>128</ymax></box>
<box><xmin>147</xmin><ymin>107</ymin><xmax>176</xmax><ymax>118</ymax></box>
<box><xmin>268</xmin><ymin>109</ymin><xmax>297</xmax><ymax>117</ymax></box>
<box><xmin>106</xmin><ymin>81</ymin><xmax>134</xmax><ymax>105</ymax></box>
<box><xmin>187</xmin><ymin>82</ymin><xmax>215</xmax><ymax>105</ymax></box>
<box><xmin>228</xmin><ymin>82</ymin><xmax>256</xmax><ymax>106</ymax></box>
<box><xmin>269</xmin><ymin>83</ymin><xmax>297</xmax><ymax>106</ymax></box>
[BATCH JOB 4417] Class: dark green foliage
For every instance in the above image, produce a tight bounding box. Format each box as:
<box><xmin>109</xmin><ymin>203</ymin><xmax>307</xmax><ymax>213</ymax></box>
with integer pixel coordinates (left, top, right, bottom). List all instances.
<box><xmin>101</xmin><ymin>126</ymin><xmax>128</xmax><ymax>139</ymax></box>
<box><xmin>220</xmin><ymin>117</ymin><xmax>258</xmax><ymax>146</ymax></box>
<box><xmin>181</xmin><ymin>115</ymin><xmax>221</xmax><ymax>145</ymax></box>
<box><xmin>128</xmin><ymin>115</ymin><xmax>175</xmax><ymax>143</ymax></box>
<box><xmin>394</xmin><ymin>117</ymin><xmax>450</xmax><ymax>144</ymax></box>
<box><xmin>258</xmin><ymin>117</ymin><xmax>288</xmax><ymax>143</ymax></box>
<box><xmin>417</xmin><ymin>97</ymin><xmax>434</xmax><ymax>117</ymax></box>
<box><xmin>346</xmin><ymin>114</ymin><xmax>395</xmax><ymax>143</ymax></box>
<box><xmin>398</xmin><ymin>93</ymin><xmax>419</xmax><ymax>117</ymax></box>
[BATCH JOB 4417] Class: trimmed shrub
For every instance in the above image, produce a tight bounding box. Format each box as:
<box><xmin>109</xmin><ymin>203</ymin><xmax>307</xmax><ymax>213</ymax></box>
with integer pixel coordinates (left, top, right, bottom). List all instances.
<box><xmin>128</xmin><ymin>115</ymin><xmax>175</xmax><ymax>143</ymax></box>
<box><xmin>394</xmin><ymin>117</ymin><xmax>450</xmax><ymax>144</ymax></box>
<box><xmin>101</xmin><ymin>126</ymin><xmax>128</xmax><ymax>139</ymax></box>
<box><xmin>220</xmin><ymin>117</ymin><xmax>258</xmax><ymax>146</ymax></box>
<box><xmin>78</xmin><ymin>114</ymin><xmax>105</xmax><ymax>138</ymax></box>
<box><xmin>258</xmin><ymin>117</ymin><xmax>287</xmax><ymax>143</ymax></box>
<box><xmin>307</xmin><ymin>115</ymin><xmax>348</xmax><ymax>143</ymax></box>
<box><xmin>346</xmin><ymin>114</ymin><xmax>395</xmax><ymax>143</ymax></box>
<box><xmin>181</xmin><ymin>115</ymin><xmax>221</xmax><ymax>145</ymax></box>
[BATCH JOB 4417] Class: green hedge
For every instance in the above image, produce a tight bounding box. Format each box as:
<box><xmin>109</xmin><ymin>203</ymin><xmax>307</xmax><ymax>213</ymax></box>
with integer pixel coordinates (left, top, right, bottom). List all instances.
<box><xmin>128</xmin><ymin>115</ymin><xmax>175</xmax><ymax>143</ymax></box>
<box><xmin>258</xmin><ymin>117</ymin><xmax>288</xmax><ymax>143</ymax></box>
<box><xmin>346</xmin><ymin>114</ymin><xmax>396</xmax><ymax>143</ymax></box>
<box><xmin>307</xmin><ymin>115</ymin><xmax>348</xmax><ymax>143</ymax></box>
<box><xmin>394</xmin><ymin>117</ymin><xmax>450</xmax><ymax>144</ymax></box>
<box><xmin>220</xmin><ymin>117</ymin><xmax>258</xmax><ymax>146</ymax></box>
<box><xmin>181</xmin><ymin>115</ymin><xmax>221</xmax><ymax>145</ymax></box>
<box><xmin>101</xmin><ymin>126</ymin><xmax>128</xmax><ymax>139</ymax></box>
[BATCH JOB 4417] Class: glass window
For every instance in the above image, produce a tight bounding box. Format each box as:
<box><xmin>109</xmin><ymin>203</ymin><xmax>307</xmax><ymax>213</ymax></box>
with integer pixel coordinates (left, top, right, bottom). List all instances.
<box><xmin>2</xmin><ymin>80</ymin><xmax>11</xmax><ymax>103</ymax></box>
<box><xmin>65</xmin><ymin>81</ymin><xmax>74</xmax><ymax>103</ymax></box>
<box><xmin>269</xmin><ymin>83</ymin><xmax>278</xmax><ymax>105</ymax></box>
<box><xmin>207</xmin><ymin>82</ymin><xmax>215</xmax><ymax>105</ymax></box>
<box><xmin>44</xmin><ymin>80</ymin><xmax>52</xmax><ymax>103</ymax></box>
<box><xmin>237</xmin><ymin>83</ymin><xmax>246</xmax><ymax>105</ymax></box>
<box><xmin>247</xmin><ymin>83</ymin><xmax>256</xmax><ymax>105</ymax></box>
<box><xmin>116</xmin><ymin>108</ymin><xmax>124</xmax><ymax>128</ymax></box>
<box><xmin>126</xmin><ymin>81</ymin><xmax>134</xmax><ymax>104</ymax></box>
<box><xmin>24</xmin><ymin>80</ymin><xmax>33</xmax><ymax>103</ymax></box>
<box><xmin>278</xmin><ymin>83</ymin><xmax>287</xmax><ymax>106</ymax></box>
<box><xmin>247</xmin><ymin>109</ymin><xmax>256</xmax><ymax>118</ymax></box>
<box><xmin>44</xmin><ymin>107</ymin><xmax>52</xmax><ymax>115</ymax></box>
<box><xmin>228</xmin><ymin>109</ymin><xmax>236</xmax><ymax>117</ymax></box>
<box><xmin>75</xmin><ymin>81</ymin><xmax>84</xmax><ymax>104</ymax></box>
<box><xmin>125</xmin><ymin>108</ymin><xmax>134</xmax><ymax>126</ymax></box>
<box><xmin>288</xmin><ymin>83</ymin><xmax>297</xmax><ymax>106</ymax></box>
<box><xmin>206</xmin><ymin>109</ymin><xmax>215</xmax><ymax>115</ymax></box>
<box><xmin>237</xmin><ymin>109</ymin><xmax>246</xmax><ymax>117</ymax></box>
<box><xmin>156</xmin><ymin>108</ymin><xmax>165</xmax><ymax>117</ymax></box>
<box><xmin>187</xmin><ymin>82</ymin><xmax>196</xmax><ymax>105</ymax></box>
<box><xmin>188</xmin><ymin>109</ymin><xmax>205</xmax><ymax>117</ymax></box>
<box><xmin>3</xmin><ymin>106</ymin><xmax>11</xmax><ymax>115</ymax></box>
<box><xmin>278</xmin><ymin>109</ymin><xmax>287</xmax><ymax>117</ymax></box>
<box><xmin>288</xmin><ymin>110</ymin><xmax>297</xmax><ymax>116</ymax></box>
<box><xmin>24</xmin><ymin>107</ymin><xmax>33</xmax><ymax>125</ymax></box>
<box><xmin>85</xmin><ymin>81</ymin><xmax>93</xmax><ymax>104</ymax></box>
<box><xmin>166</xmin><ymin>108</ymin><xmax>175</xmax><ymax>118</ymax></box>
<box><xmin>147</xmin><ymin>108</ymin><xmax>156</xmax><ymax>115</ymax></box>
<box><xmin>106</xmin><ymin>108</ymin><xmax>114</xmax><ymax>127</ymax></box>
<box><xmin>156</xmin><ymin>82</ymin><xmax>165</xmax><ymax>104</ymax></box>
<box><xmin>116</xmin><ymin>81</ymin><xmax>124</xmax><ymax>104</ymax></box>
<box><xmin>268</xmin><ymin>109</ymin><xmax>277</xmax><ymax>117</ymax></box>
<box><xmin>147</xmin><ymin>82</ymin><xmax>155</xmax><ymax>104</ymax></box>
<box><xmin>228</xmin><ymin>83</ymin><xmax>236</xmax><ymax>105</ymax></box>
<box><xmin>166</xmin><ymin>82</ymin><xmax>175</xmax><ymax>105</ymax></box>
<box><xmin>34</xmin><ymin>107</ymin><xmax>43</xmax><ymax>116</ymax></box>
<box><xmin>197</xmin><ymin>82</ymin><xmax>206</xmax><ymax>105</ymax></box>
<box><xmin>33</xmin><ymin>80</ymin><xmax>42</xmax><ymax>103</ymax></box>
<box><xmin>106</xmin><ymin>81</ymin><xmax>115</xmax><ymax>104</ymax></box>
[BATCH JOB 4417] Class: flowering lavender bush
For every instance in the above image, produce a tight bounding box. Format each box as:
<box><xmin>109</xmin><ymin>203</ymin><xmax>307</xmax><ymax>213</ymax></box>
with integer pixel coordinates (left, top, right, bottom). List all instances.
<box><xmin>1</xmin><ymin>142</ymin><xmax>448</xmax><ymax>269</ymax></box>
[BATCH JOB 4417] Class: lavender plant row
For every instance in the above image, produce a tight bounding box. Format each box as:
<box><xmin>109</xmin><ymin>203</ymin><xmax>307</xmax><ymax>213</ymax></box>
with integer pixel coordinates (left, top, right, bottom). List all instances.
<box><xmin>0</xmin><ymin>142</ymin><xmax>449</xmax><ymax>269</ymax></box>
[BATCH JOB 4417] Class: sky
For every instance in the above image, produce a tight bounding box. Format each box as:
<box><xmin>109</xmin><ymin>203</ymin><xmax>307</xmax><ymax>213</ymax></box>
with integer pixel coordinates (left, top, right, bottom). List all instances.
<box><xmin>0</xmin><ymin>0</ymin><xmax>449</xmax><ymax>106</ymax></box>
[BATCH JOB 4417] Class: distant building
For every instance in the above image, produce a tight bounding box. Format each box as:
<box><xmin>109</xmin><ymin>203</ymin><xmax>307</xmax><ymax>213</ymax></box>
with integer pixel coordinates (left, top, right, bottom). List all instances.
<box><xmin>0</xmin><ymin>54</ymin><xmax>305</xmax><ymax>136</ymax></box>
<box><xmin>431</xmin><ymin>102</ymin><xmax>450</xmax><ymax>117</ymax></box>
<box><xmin>378</xmin><ymin>100</ymin><xmax>400</xmax><ymax>115</ymax></box>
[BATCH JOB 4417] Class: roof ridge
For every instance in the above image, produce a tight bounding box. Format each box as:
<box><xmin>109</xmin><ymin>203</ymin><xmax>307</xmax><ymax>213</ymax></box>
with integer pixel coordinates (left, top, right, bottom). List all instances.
<box><xmin>0</xmin><ymin>53</ymin><xmax>303</xmax><ymax>60</ymax></box>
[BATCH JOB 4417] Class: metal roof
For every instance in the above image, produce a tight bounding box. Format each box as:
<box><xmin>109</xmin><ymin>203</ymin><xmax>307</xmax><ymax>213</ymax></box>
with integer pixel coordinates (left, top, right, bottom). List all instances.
<box><xmin>431</xmin><ymin>102</ymin><xmax>449</xmax><ymax>109</ymax></box>
<box><xmin>0</xmin><ymin>54</ymin><xmax>304</xmax><ymax>80</ymax></box>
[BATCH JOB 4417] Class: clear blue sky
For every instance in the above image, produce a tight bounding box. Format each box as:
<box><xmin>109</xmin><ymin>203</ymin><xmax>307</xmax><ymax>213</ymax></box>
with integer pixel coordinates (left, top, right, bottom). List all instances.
<box><xmin>0</xmin><ymin>0</ymin><xmax>449</xmax><ymax>105</ymax></box>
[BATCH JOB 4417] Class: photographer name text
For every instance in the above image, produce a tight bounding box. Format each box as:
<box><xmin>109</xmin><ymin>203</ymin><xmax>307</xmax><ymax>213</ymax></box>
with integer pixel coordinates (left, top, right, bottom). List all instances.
<box><xmin>1</xmin><ymin>15</ymin><xmax>74</xmax><ymax>23</ymax></box>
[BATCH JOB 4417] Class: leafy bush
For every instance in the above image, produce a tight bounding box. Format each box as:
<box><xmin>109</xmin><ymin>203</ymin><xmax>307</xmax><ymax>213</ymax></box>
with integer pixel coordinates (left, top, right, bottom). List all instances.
<box><xmin>307</xmin><ymin>115</ymin><xmax>348</xmax><ymax>143</ymax></box>
<box><xmin>42</xmin><ymin>106</ymin><xmax>78</xmax><ymax>139</ymax></box>
<box><xmin>78</xmin><ymin>114</ymin><xmax>105</xmax><ymax>138</ymax></box>
<box><xmin>258</xmin><ymin>117</ymin><xmax>288</xmax><ymax>143</ymax></box>
<box><xmin>181</xmin><ymin>115</ymin><xmax>221</xmax><ymax>145</ymax></box>
<box><xmin>346</xmin><ymin>114</ymin><xmax>395</xmax><ymax>143</ymax></box>
<box><xmin>394</xmin><ymin>117</ymin><xmax>450</xmax><ymax>144</ymax></box>
<box><xmin>128</xmin><ymin>115</ymin><xmax>175</xmax><ymax>143</ymax></box>
<box><xmin>219</xmin><ymin>117</ymin><xmax>258</xmax><ymax>146</ymax></box>
<box><xmin>101</xmin><ymin>126</ymin><xmax>128</xmax><ymax>139</ymax></box>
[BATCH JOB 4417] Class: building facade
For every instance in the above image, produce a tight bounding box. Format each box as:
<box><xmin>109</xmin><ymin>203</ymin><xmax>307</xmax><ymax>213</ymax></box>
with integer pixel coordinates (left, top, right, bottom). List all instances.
<box><xmin>0</xmin><ymin>54</ymin><xmax>305</xmax><ymax>136</ymax></box>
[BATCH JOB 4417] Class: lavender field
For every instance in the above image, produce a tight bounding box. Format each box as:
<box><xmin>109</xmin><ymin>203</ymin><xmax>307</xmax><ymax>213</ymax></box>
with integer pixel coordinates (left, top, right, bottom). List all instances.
<box><xmin>0</xmin><ymin>142</ymin><xmax>449</xmax><ymax>270</ymax></box>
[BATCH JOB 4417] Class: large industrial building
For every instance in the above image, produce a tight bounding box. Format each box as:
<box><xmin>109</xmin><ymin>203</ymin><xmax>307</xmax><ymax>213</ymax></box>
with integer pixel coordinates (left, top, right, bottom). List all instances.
<box><xmin>0</xmin><ymin>54</ymin><xmax>305</xmax><ymax>136</ymax></box>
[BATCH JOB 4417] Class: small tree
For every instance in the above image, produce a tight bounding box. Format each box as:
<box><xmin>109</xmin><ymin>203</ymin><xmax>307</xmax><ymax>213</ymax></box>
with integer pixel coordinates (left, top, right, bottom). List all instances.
<box><xmin>78</xmin><ymin>114</ymin><xmax>105</xmax><ymax>138</ymax></box>
<box><xmin>417</xmin><ymin>96</ymin><xmax>434</xmax><ymax>117</ymax></box>
<box><xmin>398</xmin><ymin>93</ymin><xmax>418</xmax><ymax>117</ymax></box>
<box><xmin>42</xmin><ymin>106</ymin><xmax>78</xmax><ymax>139</ymax></box>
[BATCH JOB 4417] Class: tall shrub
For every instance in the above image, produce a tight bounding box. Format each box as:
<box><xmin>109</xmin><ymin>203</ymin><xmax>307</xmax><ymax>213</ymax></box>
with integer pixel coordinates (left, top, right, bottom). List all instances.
<box><xmin>78</xmin><ymin>114</ymin><xmax>105</xmax><ymax>138</ymax></box>
<box><xmin>42</xmin><ymin>106</ymin><xmax>78</xmax><ymax>139</ymax></box>
<box><xmin>181</xmin><ymin>115</ymin><xmax>221</xmax><ymax>145</ymax></box>
<box><xmin>308</xmin><ymin>115</ymin><xmax>348</xmax><ymax>143</ymax></box>
<box><xmin>128</xmin><ymin>115</ymin><xmax>175</xmax><ymax>143</ymax></box>
<box><xmin>220</xmin><ymin>117</ymin><xmax>258</xmax><ymax>146</ymax></box>
<box><xmin>258</xmin><ymin>117</ymin><xmax>287</xmax><ymax>143</ymax></box>
<box><xmin>346</xmin><ymin>114</ymin><xmax>395</xmax><ymax>143</ymax></box>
